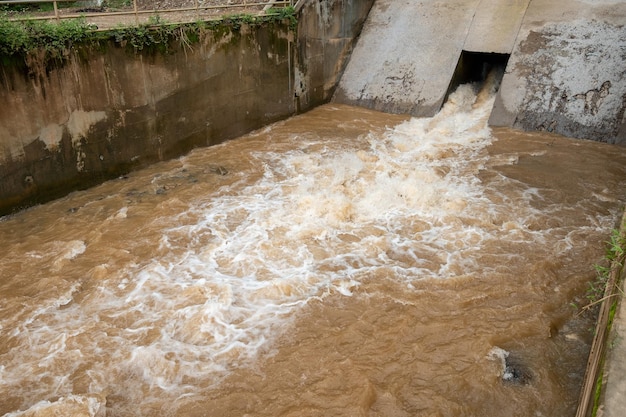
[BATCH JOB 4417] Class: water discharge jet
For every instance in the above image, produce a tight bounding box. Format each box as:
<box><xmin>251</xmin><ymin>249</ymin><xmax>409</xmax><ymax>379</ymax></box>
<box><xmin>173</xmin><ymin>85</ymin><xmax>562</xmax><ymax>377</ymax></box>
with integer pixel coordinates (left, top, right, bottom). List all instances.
<box><xmin>443</xmin><ymin>51</ymin><xmax>509</xmax><ymax>109</ymax></box>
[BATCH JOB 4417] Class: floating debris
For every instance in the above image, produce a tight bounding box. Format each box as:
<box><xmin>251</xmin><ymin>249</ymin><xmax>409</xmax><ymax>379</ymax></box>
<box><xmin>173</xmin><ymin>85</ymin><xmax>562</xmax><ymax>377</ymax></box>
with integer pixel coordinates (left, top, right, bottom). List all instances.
<box><xmin>487</xmin><ymin>346</ymin><xmax>532</xmax><ymax>385</ymax></box>
<box><xmin>209</xmin><ymin>165</ymin><xmax>229</xmax><ymax>176</ymax></box>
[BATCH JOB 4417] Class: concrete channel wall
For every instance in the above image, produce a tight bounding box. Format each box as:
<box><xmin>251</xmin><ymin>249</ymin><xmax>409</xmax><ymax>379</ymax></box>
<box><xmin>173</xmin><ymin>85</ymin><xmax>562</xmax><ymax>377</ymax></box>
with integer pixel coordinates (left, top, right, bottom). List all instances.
<box><xmin>334</xmin><ymin>0</ymin><xmax>626</xmax><ymax>144</ymax></box>
<box><xmin>0</xmin><ymin>0</ymin><xmax>375</xmax><ymax>216</ymax></box>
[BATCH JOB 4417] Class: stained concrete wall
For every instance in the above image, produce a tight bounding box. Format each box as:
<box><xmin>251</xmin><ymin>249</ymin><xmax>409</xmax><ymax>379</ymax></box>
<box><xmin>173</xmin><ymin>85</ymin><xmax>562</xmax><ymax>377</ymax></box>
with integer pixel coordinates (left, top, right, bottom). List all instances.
<box><xmin>0</xmin><ymin>0</ymin><xmax>374</xmax><ymax>216</ymax></box>
<box><xmin>489</xmin><ymin>0</ymin><xmax>626</xmax><ymax>144</ymax></box>
<box><xmin>294</xmin><ymin>0</ymin><xmax>375</xmax><ymax>110</ymax></box>
<box><xmin>334</xmin><ymin>0</ymin><xmax>626</xmax><ymax>144</ymax></box>
<box><xmin>0</xmin><ymin>27</ymin><xmax>294</xmax><ymax>215</ymax></box>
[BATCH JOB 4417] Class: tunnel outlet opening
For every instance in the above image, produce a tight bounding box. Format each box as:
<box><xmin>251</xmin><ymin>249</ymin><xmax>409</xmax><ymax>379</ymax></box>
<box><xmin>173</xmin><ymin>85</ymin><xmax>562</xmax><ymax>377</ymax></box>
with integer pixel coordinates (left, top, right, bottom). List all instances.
<box><xmin>443</xmin><ymin>51</ymin><xmax>510</xmax><ymax>107</ymax></box>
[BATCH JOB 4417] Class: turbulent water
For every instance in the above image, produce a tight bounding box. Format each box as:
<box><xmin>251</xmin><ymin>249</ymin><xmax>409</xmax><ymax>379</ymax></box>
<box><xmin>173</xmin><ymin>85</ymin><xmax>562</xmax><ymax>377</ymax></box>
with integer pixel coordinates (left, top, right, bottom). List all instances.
<box><xmin>1</xmin><ymin>82</ymin><xmax>626</xmax><ymax>417</ymax></box>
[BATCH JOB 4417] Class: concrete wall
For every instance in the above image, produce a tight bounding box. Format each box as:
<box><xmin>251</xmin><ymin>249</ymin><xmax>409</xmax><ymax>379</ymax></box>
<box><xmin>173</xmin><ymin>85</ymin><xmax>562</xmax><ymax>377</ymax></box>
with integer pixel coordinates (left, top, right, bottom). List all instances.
<box><xmin>294</xmin><ymin>0</ymin><xmax>375</xmax><ymax>110</ymax></box>
<box><xmin>489</xmin><ymin>0</ymin><xmax>626</xmax><ymax>144</ymax></box>
<box><xmin>0</xmin><ymin>0</ymin><xmax>374</xmax><ymax>216</ymax></box>
<box><xmin>334</xmin><ymin>0</ymin><xmax>626</xmax><ymax>144</ymax></box>
<box><xmin>0</xmin><ymin>27</ymin><xmax>293</xmax><ymax>215</ymax></box>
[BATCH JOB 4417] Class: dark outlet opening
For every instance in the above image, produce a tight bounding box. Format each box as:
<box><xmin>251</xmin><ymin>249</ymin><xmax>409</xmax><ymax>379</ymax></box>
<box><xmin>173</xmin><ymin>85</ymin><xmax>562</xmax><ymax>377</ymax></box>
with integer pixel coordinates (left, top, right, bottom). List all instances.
<box><xmin>443</xmin><ymin>51</ymin><xmax>510</xmax><ymax>106</ymax></box>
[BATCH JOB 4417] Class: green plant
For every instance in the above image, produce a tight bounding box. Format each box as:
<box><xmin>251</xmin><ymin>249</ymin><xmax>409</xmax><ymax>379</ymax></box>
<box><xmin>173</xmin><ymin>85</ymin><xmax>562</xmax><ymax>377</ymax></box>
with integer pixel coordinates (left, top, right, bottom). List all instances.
<box><xmin>36</xmin><ymin>2</ymin><xmax>55</xmax><ymax>13</ymax></box>
<box><xmin>223</xmin><ymin>6</ymin><xmax>297</xmax><ymax>31</ymax></box>
<box><xmin>591</xmin><ymin>366</ymin><xmax>604</xmax><ymax>417</ymax></box>
<box><xmin>222</xmin><ymin>13</ymin><xmax>256</xmax><ymax>30</ymax></box>
<box><xmin>607</xmin><ymin>228</ymin><xmax>626</xmax><ymax>260</ymax></box>
<box><xmin>0</xmin><ymin>1</ymin><xmax>78</xmax><ymax>13</ymax></box>
<box><xmin>0</xmin><ymin>15</ymin><xmax>29</xmax><ymax>55</ymax></box>
<box><xmin>108</xmin><ymin>17</ymin><xmax>179</xmax><ymax>53</ymax></box>
<box><xmin>0</xmin><ymin>14</ymin><xmax>93</xmax><ymax>59</ymax></box>
<box><xmin>266</xmin><ymin>5</ymin><xmax>297</xmax><ymax>29</ymax></box>
<box><xmin>583</xmin><ymin>229</ymin><xmax>626</xmax><ymax>308</ymax></box>
<box><xmin>148</xmin><ymin>14</ymin><xmax>165</xmax><ymax>26</ymax></box>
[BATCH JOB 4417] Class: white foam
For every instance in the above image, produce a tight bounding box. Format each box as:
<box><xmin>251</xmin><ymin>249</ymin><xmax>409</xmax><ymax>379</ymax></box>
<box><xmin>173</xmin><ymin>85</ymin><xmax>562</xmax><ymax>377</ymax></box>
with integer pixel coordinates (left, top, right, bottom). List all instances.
<box><xmin>4</xmin><ymin>394</ymin><xmax>106</xmax><ymax>417</ymax></box>
<box><xmin>487</xmin><ymin>346</ymin><xmax>510</xmax><ymax>378</ymax></box>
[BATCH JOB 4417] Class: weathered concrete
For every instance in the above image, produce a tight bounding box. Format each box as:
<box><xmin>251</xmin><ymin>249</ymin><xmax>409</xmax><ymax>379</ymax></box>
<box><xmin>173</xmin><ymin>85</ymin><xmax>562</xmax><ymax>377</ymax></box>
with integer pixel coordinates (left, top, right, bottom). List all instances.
<box><xmin>598</xmin><ymin>274</ymin><xmax>626</xmax><ymax>417</ymax></box>
<box><xmin>489</xmin><ymin>0</ymin><xmax>626</xmax><ymax>144</ymax></box>
<box><xmin>0</xmin><ymin>27</ymin><xmax>295</xmax><ymax>215</ymax></box>
<box><xmin>333</xmin><ymin>0</ymin><xmax>483</xmax><ymax>116</ymax></box>
<box><xmin>463</xmin><ymin>0</ymin><xmax>529</xmax><ymax>54</ymax></box>
<box><xmin>0</xmin><ymin>0</ymin><xmax>373</xmax><ymax>216</ymax></box>
<box><xmin>294</xmin><ymin>0</ymin><xmax>375</xmax><ymax>110</ymax></box>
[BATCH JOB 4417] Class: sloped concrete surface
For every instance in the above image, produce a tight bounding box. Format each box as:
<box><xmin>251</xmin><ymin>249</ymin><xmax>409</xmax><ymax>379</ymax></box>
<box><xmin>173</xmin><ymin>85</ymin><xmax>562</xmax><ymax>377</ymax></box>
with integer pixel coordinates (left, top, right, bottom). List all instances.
<box><xmin>333</xmin><ymin>0</ymin><xmax>481</xmax><ymax>116</ymax></box>
<box><xmin>463</xmin><ymin>0</ymin><xmax>529</xmax><ymax>54</ymax></box>
<box><xmin>490</xmin><ymin>0</ymin><xmax>626</xmax><ymax>144</ymax></box>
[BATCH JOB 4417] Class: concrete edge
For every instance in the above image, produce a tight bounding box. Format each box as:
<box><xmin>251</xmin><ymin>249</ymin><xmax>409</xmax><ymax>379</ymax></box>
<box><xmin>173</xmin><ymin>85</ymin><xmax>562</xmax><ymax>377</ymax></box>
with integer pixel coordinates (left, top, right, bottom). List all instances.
<box><xmin>576</xmin><ymin>210</ymin><xmax>626</xmax><ymax>417</ymax></box>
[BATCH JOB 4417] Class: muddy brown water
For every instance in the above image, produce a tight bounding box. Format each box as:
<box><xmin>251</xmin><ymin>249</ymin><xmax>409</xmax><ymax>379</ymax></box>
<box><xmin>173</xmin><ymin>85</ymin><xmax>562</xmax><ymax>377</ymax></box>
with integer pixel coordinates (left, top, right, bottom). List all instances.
<box><xmin>1</xmin><ymin>85</ymin><xmax>626</xmax><ymax>416</ymax></box>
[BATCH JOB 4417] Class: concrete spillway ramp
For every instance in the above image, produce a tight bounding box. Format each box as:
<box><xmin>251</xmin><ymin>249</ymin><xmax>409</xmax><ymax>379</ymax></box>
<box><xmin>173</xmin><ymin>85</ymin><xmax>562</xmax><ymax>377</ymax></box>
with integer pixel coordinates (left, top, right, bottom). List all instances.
<box><xmin>333</xmin><ymin>0</ymin><xmax>529</xmax><ymax>117</ymax></box>
<box><xmin>333</xmin><ymin>0</ymin><xmax>626</xmax><ymax>144</ymax></box>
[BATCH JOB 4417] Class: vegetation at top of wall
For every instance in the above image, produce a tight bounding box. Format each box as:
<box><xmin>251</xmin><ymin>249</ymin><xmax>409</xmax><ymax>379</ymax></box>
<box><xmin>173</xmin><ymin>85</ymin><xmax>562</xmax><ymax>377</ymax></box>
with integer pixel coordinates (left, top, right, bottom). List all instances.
<box><xmin>104</xmin><ymin>14</ymin><xmax>180</xmax><ymax>53</ymax></box>
<box><xmin>0</xmin><ymin>14</ymin><xmax>94</xmax><ymax>59</ymax></box>
<box><xmin>223</xmin><ymin>6</ymin><xmax>298</xmax><ymax>30</ymax></box>
<box><xmin>0</xmin><ymin>5</ymin><xmax>296</xmax><ymax>64</ymax></box>
<box><xmin>105</xmin><ymin>7</ymin><xmax>297</xmax><ymax>53</ymax></box>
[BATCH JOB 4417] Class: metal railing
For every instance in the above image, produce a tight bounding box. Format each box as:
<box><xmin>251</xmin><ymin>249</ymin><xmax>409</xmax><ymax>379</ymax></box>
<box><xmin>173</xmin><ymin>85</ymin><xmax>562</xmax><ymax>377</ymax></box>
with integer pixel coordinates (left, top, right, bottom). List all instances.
<box><xmin>0</xmin><ymin>0</ymin><xmax>294</xmax><ymax>27</ymax></box>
